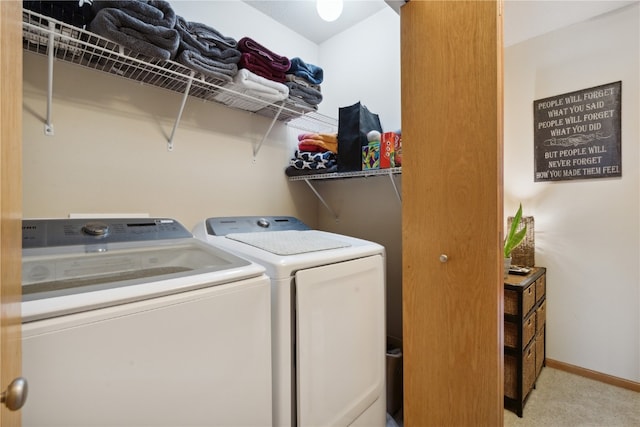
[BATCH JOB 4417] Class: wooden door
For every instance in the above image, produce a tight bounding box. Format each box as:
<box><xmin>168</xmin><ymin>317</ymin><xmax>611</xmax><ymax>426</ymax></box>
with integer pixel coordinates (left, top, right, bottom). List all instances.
<box><xmin>1</xmin><ymin>1</ymin><xmax>24</xmax><ymax>425</ymax></box>
<box><xmin>401</xmin><ymin>1</ymin><xmax>504</xmax><ymax>425</ymax></box>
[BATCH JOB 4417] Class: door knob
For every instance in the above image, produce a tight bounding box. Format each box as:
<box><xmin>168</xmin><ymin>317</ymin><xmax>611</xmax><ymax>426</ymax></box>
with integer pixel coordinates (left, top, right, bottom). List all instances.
<box><xmin>439</xmin><ymin>254</ymin><xmax>448</xmax><ymax>263</ymax></box>
<box><xmin>1</xmin><ymin>377</ymin><xmax>28</xmax><ymax>411</ymax></box>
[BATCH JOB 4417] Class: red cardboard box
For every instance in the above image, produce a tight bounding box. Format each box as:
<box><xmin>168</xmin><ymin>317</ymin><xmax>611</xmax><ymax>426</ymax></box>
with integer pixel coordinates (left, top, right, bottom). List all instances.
<box><xmin>381</xmin><ymin>132</ymin><xmax>398</xmax><ymax>168</ymax></box>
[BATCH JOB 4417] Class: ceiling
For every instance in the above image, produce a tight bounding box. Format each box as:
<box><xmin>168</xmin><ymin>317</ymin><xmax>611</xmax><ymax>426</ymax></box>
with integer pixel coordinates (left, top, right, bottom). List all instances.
<box><xmin>242</xmin><ymin>0</ymin><xmax>637</xmax><ymax>46</ymax></box>
<box><xmin>502</xmin><ymin>0</ymin><xmax>636</xmax><ymax>46</ymax></box>
<box><xmin>243</xmin><ymin>0</ymin><xmax>388</xmax><ymax>44</ymax></box>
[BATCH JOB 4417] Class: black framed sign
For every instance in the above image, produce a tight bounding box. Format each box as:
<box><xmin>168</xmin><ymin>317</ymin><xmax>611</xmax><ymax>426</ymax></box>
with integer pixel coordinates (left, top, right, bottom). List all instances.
<box><xmin>533</xmin><ymin>81</ymin><xmax>621</xmax><ymax>182</ymax></box>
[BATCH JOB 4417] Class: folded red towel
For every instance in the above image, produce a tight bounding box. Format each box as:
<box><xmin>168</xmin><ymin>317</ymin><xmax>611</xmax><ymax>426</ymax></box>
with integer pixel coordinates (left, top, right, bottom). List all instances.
<box><xmin>238</xmin><ymin>37</ymin><xmax>290</xmax><ymax>72</ymax></box>
<box><xmin>298</xmin><ymin>143</ymin><xmax>328</xmax><ymax>152</ymax></box>
<box><xmin>299</xmin><ymin>138</ymin><xmax>338</xmax><ymax>153</ymax></box>
<box><xmin>239</xmin><ymin>53</ymin><xmax>286</xmax><ymax>83</ymax></box>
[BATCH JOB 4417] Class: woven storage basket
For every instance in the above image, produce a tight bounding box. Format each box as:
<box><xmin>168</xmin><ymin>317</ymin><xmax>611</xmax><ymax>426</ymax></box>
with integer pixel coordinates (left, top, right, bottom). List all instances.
<box><xmin>504</xmin><ymin>312</ymin><xmax>536</xmax><ymax>349</ymax></box>
<box><xmin>504</xmin><ymin>289</ymin><xmax>518</xmax><ymax>315</ymax></box>
<box><xmin>535</xmin><ymin>274</ymin><xmax>546</xmax><ymax>302</ymax></box>
<box><xmin>507</xmin><ymin>216</ymin><xmax>535</xmax><ymax>267</ymax></box>
<box><xmin>505</xmin><ymin>285</ymin><xmax>535</xmax><ymax>316</ymax></box>
<box><xmin>536</xmin><ymin>329</ymin><xmax>545</xmax><ymax>375</ymax></box>
<box><xmin>505</xmin><ymin>341</ymin><xmax>537</xmax><ymax>400</ymax></box>
<box><xmin>504</xmin><ymin>354</ymin><xmax>517</xmax><ymax>399</ymax></box>
<box><xmin>536</xmin><ymin>300</ymin><xmax>546</xmax><ymax>332</ymax></box>
<box><xmin>524</xmin><ymin>343</ymin><xmax>536</xmax><ymax>393</ymax></box>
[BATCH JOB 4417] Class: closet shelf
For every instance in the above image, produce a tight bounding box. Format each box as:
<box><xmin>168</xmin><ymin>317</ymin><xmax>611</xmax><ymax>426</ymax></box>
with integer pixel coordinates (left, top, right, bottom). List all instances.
<box><xmin>287</xmin><ymin>167</ymin><xmax>402</xmax><ymax>181</ymax></box>
<box><xmin>21</xmin><ymin>9</ymin><xmax>337</xmax><ymax>141</ymax></box>
<box><xmin>289</xmin><ymin>168</ymin><xmax>402</xmax><ymax>220</ymax></box>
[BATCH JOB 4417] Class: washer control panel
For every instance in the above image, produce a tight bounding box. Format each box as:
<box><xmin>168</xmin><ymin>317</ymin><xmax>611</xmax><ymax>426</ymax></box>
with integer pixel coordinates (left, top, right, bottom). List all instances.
<box><xmin>205</xmin><ymin>216</ymin><xmax>310</xmax><ymax>236</ymax></box>
<box><xmin>22</xmin><ymin>218</ymin><xmax>192</xmax><ymax>249</ymax></box>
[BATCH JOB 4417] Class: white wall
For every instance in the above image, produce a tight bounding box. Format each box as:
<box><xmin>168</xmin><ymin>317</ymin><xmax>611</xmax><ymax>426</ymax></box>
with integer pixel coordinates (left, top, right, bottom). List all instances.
<box><xmin>318</xmin><ymin>7</ymin><xmax>401</xmax><ymax>131</ymax></box>
<box><xmin>23</xmin><ymin>0</ymin><xmax>320</xmax><ymax>231</ymax></box>
<box><xmin>315</xmin><ymin>7</ymin><xmax>403</xmax><ymax>342</ymax></box>
<box><xmin>504</xmin><ymin>4</ymin><xmax>639</xmax><ymax>382</ymax></box>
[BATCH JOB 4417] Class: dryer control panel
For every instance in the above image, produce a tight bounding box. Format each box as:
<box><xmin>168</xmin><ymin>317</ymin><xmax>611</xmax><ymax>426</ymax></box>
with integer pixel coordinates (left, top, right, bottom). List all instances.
<box><xmin>22</xmin><ymin>218</ymin><xmax>192</xmax><ymax>248</ymax></box>
<box><xmin>205</xmin><ymin>216</ymin><xmax>310</xmax><ymax>236</ymax></box>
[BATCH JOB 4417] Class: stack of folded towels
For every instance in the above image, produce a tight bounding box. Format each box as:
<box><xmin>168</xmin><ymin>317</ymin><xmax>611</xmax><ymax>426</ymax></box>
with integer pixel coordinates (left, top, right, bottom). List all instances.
<box><xmin>89</xmin><ymin>0</ymin><xmax>180</xmax><ymax>61</ymax></box>
<box><xmin>214</xmin><ymin>36</ymin><xmax>291</xmax><ymax>111</ymax></box>
<box><xmin>285</xmin><ymin>132</ymin><xmax>338</xmax><ymax>177</ymax></box>
<box><xmin>285</xmin><ymin>57</ymin><xmax>324</xmax><ymax>111</ymax></box>
<box><xmin>238</xmin><ymin>37</ymin><xmax>291</xmax><ymax>83</ymax></box>
<box><xmin>173</xmin><ymin>16</ymin><xmax>241</xmax><ymax>83</ymax></box>
<box><xmin>33</xmin><ymin>0</ymin><xmax>326</xmax><ymax>113</ymax></box>
<box><xmin>213</xmin><ymin>68</ymin><xmax>290</xmax><ymax>111</ymax></box>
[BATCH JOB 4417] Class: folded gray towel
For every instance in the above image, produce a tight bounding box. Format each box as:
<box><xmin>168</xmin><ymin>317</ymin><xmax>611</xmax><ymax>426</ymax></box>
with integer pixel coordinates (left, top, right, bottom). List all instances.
<box><xmin>175</xmin><ymin>15</ymin><xmax>239</xmax><ymax>56</ymax></box>
<box><xmin>286</xmin><ymin>74</ymin><xmax>321</xmax><ymax>91</ymax></box>
<box><xmin>92</xmin><ymin>0</ymin><xmax>177</xmax><ymax>28</ymax></box>
<box><xmin>285</xmin><ymin>81</ymin><xmax>323</xmax><ymax>106</ymax></box>
<box><xmin>176</xmin><ymin>50</ymin><xmax>238</xmax><ymax>83</ymax></box>
<box><xmin>89</xmin><ymin>8</ymin><xmax>180</xmax><ymax>60</ymax></box>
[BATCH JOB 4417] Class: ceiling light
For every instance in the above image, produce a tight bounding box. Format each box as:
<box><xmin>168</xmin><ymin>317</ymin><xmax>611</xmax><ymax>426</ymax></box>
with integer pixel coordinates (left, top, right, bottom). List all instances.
<box><xmin>316</xmin><ymin>0</ymin><xmax>343</xmax><ymax>22</ymax></box>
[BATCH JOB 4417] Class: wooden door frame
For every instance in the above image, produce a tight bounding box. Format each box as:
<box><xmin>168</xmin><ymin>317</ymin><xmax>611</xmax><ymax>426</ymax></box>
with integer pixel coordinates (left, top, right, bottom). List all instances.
<box><xmin>1</xmin><ymin>1</ymin><xmax>24</xmax><ymax>425</ymax></box>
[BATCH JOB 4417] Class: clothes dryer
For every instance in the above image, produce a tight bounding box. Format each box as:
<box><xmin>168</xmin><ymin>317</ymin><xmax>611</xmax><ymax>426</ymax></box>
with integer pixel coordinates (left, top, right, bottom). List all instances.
<box><xmin>21</xmin><ymin>218</ymin><xmax>272</xmax><ymax>427</ymax></box>
<box><xmin>193</xmin><ymin>216</ymin><xmax>386</xmax><ymax>427</ymax></box>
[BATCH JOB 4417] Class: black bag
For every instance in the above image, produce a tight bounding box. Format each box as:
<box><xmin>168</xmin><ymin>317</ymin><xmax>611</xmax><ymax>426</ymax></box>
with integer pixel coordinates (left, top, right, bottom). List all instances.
<box><xmin>24</xmin><ymin>1</ymin><xmax>95</xmax><ymax>29</ymax></box>
<box><xmin>337</xmin><ymin>102</ymin><xmax>383</xmax><ymax>172</ymax></box>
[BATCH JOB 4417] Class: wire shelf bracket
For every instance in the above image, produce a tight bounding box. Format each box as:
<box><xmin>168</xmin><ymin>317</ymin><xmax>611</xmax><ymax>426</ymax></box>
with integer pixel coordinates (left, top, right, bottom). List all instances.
<box><xmin>253</xmin><ymin>101</ymin><xmax>285</xmax><ymax>158</ymax></box>
<box><xmin>44</xmin><ymin>20</ymin><xmax>55</xmax><ymax>136</ymax></box>
<box><xmin>290</xmin><ymin>168</ymin><xmax>403</xmax><ymax>218</ymax></box>
<box><xmin>303</xmin><ymin>179</ymin><xmax>339</xmax><ymax>221</ymax></box>
<box><xmin>388</xmin><ymin>169</ymin><xmax>402</xmax><ymax>203</ymax></box>
<box><xmin>167</xmin><ymin>70</ymin><xmax>195</xmax><ymax>151</ymax></box>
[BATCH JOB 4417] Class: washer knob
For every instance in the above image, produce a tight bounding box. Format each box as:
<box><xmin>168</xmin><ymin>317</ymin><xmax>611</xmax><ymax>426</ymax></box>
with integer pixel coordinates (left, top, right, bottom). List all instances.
<box><xmin>82</xmin><ymin>221</ymin><xmax>109</xmax><ymax>236</ymax></box>
<box><xmin>256</xmin><ymin>218</ymin><xmax>270</xmax><ymax>228</ymax></box>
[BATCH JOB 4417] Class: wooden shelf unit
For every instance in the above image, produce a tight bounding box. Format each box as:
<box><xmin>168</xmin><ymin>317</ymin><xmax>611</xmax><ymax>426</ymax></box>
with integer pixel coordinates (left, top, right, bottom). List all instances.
<box><xmin>504</xmin><ymin>266</ymin><xmax>547</xmax><ymax>417</ymax></box>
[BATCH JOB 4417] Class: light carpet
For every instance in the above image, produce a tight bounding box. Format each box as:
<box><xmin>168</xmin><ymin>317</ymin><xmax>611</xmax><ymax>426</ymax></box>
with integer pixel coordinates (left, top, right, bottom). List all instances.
<box><xmin>504</xmin><ymin>367</ymin><xmax>640</xmax><ymax>426</ymax></box>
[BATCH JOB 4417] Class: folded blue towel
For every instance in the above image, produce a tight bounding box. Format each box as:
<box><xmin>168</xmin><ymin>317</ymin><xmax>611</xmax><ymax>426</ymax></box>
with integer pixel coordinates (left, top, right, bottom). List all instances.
<box><xmin>289</xmin><ymin>150</ymin><xmax>337</xmax><ymax>170</ymax></box>
<box><xmin>288</xmin><ymin>57</ymin><xmax>324</xmax><ymax>85</ymax></box>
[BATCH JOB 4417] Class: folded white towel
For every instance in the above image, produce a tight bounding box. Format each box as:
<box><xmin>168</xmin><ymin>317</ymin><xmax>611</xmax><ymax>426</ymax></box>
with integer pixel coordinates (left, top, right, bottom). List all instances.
<box><xmin>213</xmin><ymin>68</ymin><xmax>289</xmax><ymax>112</ymax></box>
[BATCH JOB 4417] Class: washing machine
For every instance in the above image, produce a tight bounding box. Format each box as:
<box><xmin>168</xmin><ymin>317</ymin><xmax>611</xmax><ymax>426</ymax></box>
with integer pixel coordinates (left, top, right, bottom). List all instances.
<box><xmin>193</xmin><ymin>216</ymin><xmax>386</xmax><ymax>427</ymax></box>
<box><xmin>21</xmin><ymin>217</ymin><xmax>272</xmax><ymax>427</ymax></box>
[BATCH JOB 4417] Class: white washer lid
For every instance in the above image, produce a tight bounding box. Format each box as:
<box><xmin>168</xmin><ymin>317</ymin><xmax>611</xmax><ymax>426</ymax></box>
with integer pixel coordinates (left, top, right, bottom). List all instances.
<box><xmin>225</xmin><ymin>230</ymin><xmax>351</xmax><ymax>255</ymax></box>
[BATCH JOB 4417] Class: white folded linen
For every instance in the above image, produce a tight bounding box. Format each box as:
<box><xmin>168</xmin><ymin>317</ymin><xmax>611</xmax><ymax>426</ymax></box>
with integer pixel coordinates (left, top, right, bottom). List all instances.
<box><xmin>213</xmin><ymin>68</ymin><xmax>289</xmax><ymax>112</ymax></box>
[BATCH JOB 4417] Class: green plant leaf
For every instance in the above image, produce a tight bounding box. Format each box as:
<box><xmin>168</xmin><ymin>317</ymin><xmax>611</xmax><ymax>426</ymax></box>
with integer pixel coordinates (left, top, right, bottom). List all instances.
<box><xmin>504</xmin><ymin>203</ymin><xmax>527</xmax><ymax>258</ymax></box>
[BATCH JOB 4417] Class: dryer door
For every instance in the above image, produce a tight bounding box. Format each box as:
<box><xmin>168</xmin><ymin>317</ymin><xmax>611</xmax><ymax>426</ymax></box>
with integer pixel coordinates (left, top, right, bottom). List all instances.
<box><xmin>295</xmin><ymin>255</ymin><xmax>385</xmax><ymax>427</ymax></box>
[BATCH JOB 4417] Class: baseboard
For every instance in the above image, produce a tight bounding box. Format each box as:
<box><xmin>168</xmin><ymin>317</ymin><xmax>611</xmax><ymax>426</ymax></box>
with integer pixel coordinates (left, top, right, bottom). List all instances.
<box><xmin>546</xmin><ymin>358</ymin><xmax>640</xmax><ymax>393</ymax></box>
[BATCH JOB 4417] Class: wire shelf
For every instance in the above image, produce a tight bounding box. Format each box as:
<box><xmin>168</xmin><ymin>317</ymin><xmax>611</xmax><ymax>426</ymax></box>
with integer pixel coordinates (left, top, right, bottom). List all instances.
<box><xmin>287</xmin><ymin>167</ymin><xmax>402</xmax><ymax>181</ymax></box>
<box><xmin>22</xmin><ymin>9</ymin><xmax>337</xmax><ymax>134</ymax></box>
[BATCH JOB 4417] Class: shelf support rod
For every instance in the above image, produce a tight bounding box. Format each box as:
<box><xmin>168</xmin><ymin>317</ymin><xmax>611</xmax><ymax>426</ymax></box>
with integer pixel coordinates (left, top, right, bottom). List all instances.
<box><xmin>44</xmin><ymin>21</ymin><xmax>55</xmax><ymax>136</ymax></box>
<box><xmin>304</xmin><ymin>179</ymin><xmax>338</xmax><ymax>220</ymax></box>
<box><xmin>389</xmin><ymin>170</ymin><xmax>402</xmax><ymax>203</ymax></box>
<box><xmin>253</xmin><ymin>101</ymin><xmax>285</xmax><ymax>158</ymax></box>
<box><xmin>167</xmin><ymin>70</ymin><xmax>195</xmax><ymax>151</ymax></box>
